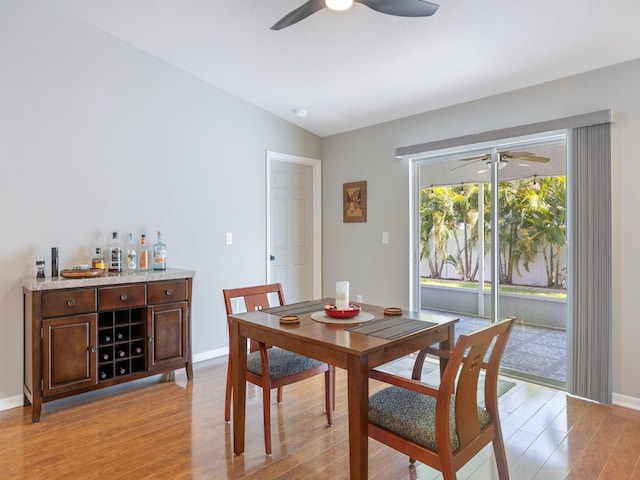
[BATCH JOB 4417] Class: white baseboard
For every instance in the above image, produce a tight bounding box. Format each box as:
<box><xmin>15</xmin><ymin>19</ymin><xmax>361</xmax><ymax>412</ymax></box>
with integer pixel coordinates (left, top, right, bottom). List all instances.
<box><xmin>193</xmin><ymin>347</ymin><xmax>228</xmax><ymax>363</ymax></box>
<box><xmin>0</xmin><ymin>395</ymin><xmax>24</xmax><ymax>412</ymax></box>
<box><xmin>0</xmin><ymin>348</ymin><xmax>230</xmax><ymax>413</ymax></box>
<box><xmin>612</xmin><ymin>392</ymin><xmax>640</xmax><ymax>411</ymax></box>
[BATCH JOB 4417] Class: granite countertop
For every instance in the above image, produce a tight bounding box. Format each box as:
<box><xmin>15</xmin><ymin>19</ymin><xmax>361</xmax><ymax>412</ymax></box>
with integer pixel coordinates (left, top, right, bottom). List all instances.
<box><xmin>22</xmin><ymin>268</ymin><xmax>195</xmax><ymax>292</ymax></box>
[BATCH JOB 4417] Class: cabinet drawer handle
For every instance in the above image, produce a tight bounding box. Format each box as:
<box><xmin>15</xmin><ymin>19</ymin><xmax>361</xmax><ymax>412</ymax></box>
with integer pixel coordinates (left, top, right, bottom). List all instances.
<box><xmin>165</xmin><ymin>289</ymin><xmax>172</xmax><ymax>296</ymax></box>
<box><xmin>67</xmin><ymin>300</ymin><xmax>75</xmax><ymax>307</ymax></box>
<box><xmin>148</xmin><ymin>336</ymin><xmax>154</xmax><ymax>342</ymax></box>
<box><xmin>120</xmin><ymin>293</ymin><xmax>128</xmax><ymax>301</ymax></box>
<box><xmin>89</xmin><ymin>346</ymin><xmax>97</xmax><ymax>353</ymax></box>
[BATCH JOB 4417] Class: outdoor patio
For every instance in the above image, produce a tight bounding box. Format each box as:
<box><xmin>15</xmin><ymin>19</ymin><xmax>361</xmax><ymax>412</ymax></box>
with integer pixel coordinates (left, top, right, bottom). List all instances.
<box><xmin>422</xmin><ymin>308</ymin><xmax>567</xmax><ymax>385</ymax></box>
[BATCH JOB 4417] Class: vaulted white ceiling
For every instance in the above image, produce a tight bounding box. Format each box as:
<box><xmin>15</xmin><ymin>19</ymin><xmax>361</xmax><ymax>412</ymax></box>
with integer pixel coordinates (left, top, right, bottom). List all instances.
<box><xmin>49</xmin><ymin>0</ymin><xmax>640</xmax><ymax>137</ymax></box>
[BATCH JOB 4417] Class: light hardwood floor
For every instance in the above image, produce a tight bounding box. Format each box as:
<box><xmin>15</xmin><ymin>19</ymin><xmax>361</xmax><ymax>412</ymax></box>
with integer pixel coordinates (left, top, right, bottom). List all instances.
<box><xmin>2</xmin><ymin>356</ymin><xmax>640</xmax><ymax>479</ymax></box>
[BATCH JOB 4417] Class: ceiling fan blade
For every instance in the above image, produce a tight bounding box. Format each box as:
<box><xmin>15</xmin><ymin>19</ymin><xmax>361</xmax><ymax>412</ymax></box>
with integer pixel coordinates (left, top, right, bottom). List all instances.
<box><xmin>523</xmin><ymin>156</ymin><xmax>550</xmax><ymax>163</ymax></box>
<box><xmin>271</xmin><ymin>0</ymin><xmax>326</xmax><ymax>30</ymax></box>
<box><xmin>502</xmin><ymin>151</ymin><xmax>550</xmax><ymax>163</ymax></box>
<box><xmin>356</xmin><ymin>0</ymin><xmax>439</xmax><ymax>17</ymax></box>
<box><xmin>450</xmin><ymin>155</ymin><xmax>490</xmax><ymax>171</ymax></box>
<box><xmin>458</xmin><ymin>154</ymin><xmax>490</xmax><ymax>162</ymax></box>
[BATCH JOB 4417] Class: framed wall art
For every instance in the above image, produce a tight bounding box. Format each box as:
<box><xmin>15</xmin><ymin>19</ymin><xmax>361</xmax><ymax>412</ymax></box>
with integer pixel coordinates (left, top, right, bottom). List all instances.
<box><xmin>343</xmin><ymin>180</ymin><xmax>367</xmax><ymax>223</ymax></box>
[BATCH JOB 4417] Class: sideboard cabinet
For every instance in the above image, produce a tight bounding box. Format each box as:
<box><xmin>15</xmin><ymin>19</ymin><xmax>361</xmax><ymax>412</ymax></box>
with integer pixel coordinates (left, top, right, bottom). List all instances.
<box><xmin>23</xmin><ymin>269</ymin><xmax>195</xmax><ymax>422</ymax></box>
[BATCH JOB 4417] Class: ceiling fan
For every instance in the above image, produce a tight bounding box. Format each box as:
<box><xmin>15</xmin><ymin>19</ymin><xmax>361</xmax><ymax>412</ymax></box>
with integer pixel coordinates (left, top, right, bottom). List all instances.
<box><xmin>271</xmin><ymin>0</ymin><xmax>440</xmax><ymax>31</ymax></box>
<box><xmin>451</xmin><ymin>151</ymin><xmax>550</xmax><ymax>171</ymax></box>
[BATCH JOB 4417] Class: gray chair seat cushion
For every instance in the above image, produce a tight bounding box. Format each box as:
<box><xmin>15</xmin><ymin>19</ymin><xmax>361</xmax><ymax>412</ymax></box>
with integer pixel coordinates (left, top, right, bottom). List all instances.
<box><xmin>247</xmin><ymin>347</ymin><xmax>323</xmax><ymax>380</ymax></box>
<box><xmin>369</xmin><ymin>386</ymin><xmax>491</xmax><ymax>452</ymax></box>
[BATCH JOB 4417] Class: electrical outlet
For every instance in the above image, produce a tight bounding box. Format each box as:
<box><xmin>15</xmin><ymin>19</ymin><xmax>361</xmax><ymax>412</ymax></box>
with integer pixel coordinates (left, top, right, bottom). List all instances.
<box><xmin>225</xmin><ymin>232</ymin><xmax>233</xmax><ymax>245</ymax></box>
<box><xmin>382</xmin><ymin>232</ymin><xmax>389</xmax><ymax>244</ymax></box>
<box><xmin>356</xmin><ymin>294</ymin><xmax>363</xmax><ymax>303</ymax></box>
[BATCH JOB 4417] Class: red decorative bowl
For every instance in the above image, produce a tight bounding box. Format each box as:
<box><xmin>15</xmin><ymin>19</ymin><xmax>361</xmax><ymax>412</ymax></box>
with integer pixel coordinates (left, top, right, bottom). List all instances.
<box><xmin>324</xmin><ymin>304</ymin><xmax>361</xmax><ymax>319</ymax></box>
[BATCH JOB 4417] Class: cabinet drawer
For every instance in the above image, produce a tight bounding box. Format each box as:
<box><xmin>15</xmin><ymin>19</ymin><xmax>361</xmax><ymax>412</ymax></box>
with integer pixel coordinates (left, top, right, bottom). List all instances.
<box><xmin>99</xmin><ymin>284</ymin><xmax>146</xmax><ymax>311</ymax></box>
<box><xmin>42</xmin><ymin>289</ymin><xmax>97</xmax><ymax>318</ymax></box>
<box><xmin>148</xmin><ymin>280</ymin><xmax>187</xmax><ymax>305</ymax></box>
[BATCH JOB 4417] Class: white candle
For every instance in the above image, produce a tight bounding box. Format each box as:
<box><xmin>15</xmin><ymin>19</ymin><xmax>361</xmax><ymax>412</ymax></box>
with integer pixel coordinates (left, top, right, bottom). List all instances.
<box><xmin>336</xmin><ymin>281</ymin><xmax>349</xmax><ymax>309</ymax></box>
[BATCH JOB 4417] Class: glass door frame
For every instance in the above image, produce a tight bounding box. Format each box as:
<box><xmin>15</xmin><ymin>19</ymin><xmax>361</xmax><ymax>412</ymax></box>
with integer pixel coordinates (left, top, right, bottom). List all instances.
<box><xmin>410</xmin><ymin>131</ymin><xmax>567</xmax><ymax>323</ymax></box>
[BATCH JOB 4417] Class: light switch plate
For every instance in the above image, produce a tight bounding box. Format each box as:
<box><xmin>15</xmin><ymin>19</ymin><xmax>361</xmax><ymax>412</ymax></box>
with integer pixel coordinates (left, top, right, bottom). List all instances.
<box><xmin>225</xmin><ymin>232</ymin><xmax>233</xmax><ymax>245</ymax></box>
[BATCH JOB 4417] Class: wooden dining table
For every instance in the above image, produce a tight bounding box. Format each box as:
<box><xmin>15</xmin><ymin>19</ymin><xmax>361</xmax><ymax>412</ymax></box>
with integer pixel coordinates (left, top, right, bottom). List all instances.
<box><xmin>229</xmin><ymin>299</ymin><xmax>458</xmax><ymax>480</ymax></box>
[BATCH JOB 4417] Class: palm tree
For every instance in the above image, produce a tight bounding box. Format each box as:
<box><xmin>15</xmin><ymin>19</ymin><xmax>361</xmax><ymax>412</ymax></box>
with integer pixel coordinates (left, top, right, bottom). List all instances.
<box><xmin>497</xmin><ymin>179</ymin><xmax>539</xmax><ymax>284</ymax></box>
<box><xmin>449</xmin><ymin>183</ymin><xmax>480</xmax><ymax>281</ymax></box>
<box><xmin>419</xmin><ymin>186</ymin><xmax>455</xmax><ymax>279</ymax></box>
<box><xmin>528</xmin><ymin>176</ymin><xmax>567</xmax><ymax>288</ymax></box>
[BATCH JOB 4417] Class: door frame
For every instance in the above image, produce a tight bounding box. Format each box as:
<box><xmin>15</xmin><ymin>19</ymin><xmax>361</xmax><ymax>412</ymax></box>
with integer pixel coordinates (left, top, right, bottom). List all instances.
<box><xmin>265</xmin><ymin>151</ymin><xmax>322</xmax><ymax>299</ymax></box>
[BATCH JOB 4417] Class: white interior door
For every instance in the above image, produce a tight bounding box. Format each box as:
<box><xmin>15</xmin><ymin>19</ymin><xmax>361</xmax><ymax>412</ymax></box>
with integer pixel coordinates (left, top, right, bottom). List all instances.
<box><xmin>266</xmin><ymin>152</ymin><xmax>321</xmax><ymax>303</ymax></box>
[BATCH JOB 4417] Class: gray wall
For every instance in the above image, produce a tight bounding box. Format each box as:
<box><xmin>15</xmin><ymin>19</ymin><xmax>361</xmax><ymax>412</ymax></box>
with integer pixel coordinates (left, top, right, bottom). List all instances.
<box><xmin>0</xmin><ymin>0</ymin><xmax>321</xmax><ymax>406</ymax></box>
<box><xmin>322</xmin><ymin>59</ymin><xmax>640</xmax><ymax>402</ymax></box>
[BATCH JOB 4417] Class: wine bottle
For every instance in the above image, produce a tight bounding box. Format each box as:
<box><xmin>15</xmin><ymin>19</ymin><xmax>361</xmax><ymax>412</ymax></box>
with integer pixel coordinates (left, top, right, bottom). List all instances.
<box><xmin>116</xmin><ymin>349</ymin><xmax>126</xmax><ymax>358</ymax></box>
<box><xmin>115</xmin><ymin>366</ymin><xmax>126</xmax><ymax>375</ymax></box>
<box><xmin>101</xmin><ymin>352</ymin><xmax>110</xmax><ymax>361</ymax></box>
<box><xmin>100</xmin><ymin>370</ymin><xmax>108</xmax><ymax>380</ymax></box>
<box><xmin>132</xmin><ymin>345</ymin><xmax>143</xmax><ymax>355</ymax></box>
<box><xmin>108</xmin><ymin>232</ymin><xmax>122</xmax><ymax>273</ymax></box>
<box><xmin>91</xmin><ymin>248</ymin><xmax>106</xmax><ymax>272</ymax></box>
<box><xmin>153</xmin><ymin>231</ymin><xmax>167</xmax><ymax>271</ymax></box>
<box><xmin>115</xmin><ymin>331</ymin><xmax>124</xmax><ymax>341</ymax></box>
<box><xmin>138</xmin><ymin>234</ymin><xmax>149</xmax><ymax>271</ymax></box>
<box><xmin>126</xmin><ymin>233</ymin><xmax>137</xmax><ymax>273</ymax></box>
<box><xmin>102</xmin><ymin>333</ymin><xmax>112</xmax><ymax>343</ymax></box>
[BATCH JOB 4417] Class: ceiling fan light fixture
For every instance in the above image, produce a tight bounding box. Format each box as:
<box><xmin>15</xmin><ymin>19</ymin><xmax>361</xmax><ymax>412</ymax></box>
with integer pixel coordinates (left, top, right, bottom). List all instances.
<box><xmin>531</xmin><ymin>175</ymin><xmax>541</xmax><ymax>192</ymax></box>
<box><xmin>485</xmin><ymin>159</ymin><xmax>508</xmax><ymax>170</ymax></box>
<box><xmin>325</xmin><ymin>0</ymin><xmax>353</xmax><ymax>11</ymax></box>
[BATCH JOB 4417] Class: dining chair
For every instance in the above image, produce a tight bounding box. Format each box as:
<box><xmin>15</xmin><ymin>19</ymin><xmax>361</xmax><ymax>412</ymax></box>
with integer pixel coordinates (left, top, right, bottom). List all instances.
<box><xmin>223</xmin><ymin>283</ymin><xmax>334</xmax><ymax>455</ymax></box>
<box><xmin>368</xmin><ymin>318</ymin><xmax>515</xmax><ymax>480</ymax></box>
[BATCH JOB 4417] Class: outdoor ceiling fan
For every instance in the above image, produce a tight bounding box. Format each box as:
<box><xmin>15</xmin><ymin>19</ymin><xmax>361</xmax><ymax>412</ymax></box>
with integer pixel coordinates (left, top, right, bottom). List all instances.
<box><xmin>451</xmin><ymin>151</ymin><xmax>550</xmax><ymax>171</ymax></box>
<box><xmin>271</xmin><ymin>0</ymin><xmax>440</xmax><ymax>30</ymax></box>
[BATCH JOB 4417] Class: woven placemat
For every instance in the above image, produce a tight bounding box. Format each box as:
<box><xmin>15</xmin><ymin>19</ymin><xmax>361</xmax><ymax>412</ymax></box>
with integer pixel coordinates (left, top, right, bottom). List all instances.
<box><xmin>263</xmin><ymin>301</ymin><xmax>325</xmax><ymax>316</ymax></box>
<box><xmin>347</xmin><ymin>317</ymin><xmax>437</xmax><ymax>340</ymax></box>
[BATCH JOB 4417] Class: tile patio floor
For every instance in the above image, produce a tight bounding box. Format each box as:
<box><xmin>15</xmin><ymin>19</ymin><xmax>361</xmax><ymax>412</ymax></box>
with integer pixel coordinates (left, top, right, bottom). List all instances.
<box><xmin>422</xmin><ymin>308</ymin><xmax>567</xmax><ymax>385</ymax></box>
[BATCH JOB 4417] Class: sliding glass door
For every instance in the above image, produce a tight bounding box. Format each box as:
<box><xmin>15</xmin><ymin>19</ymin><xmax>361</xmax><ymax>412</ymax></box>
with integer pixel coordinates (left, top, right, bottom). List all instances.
<box><xmin>415</xmin><ymin>133</ymin><xmax>568</xmax><ymax>387</ymax></box>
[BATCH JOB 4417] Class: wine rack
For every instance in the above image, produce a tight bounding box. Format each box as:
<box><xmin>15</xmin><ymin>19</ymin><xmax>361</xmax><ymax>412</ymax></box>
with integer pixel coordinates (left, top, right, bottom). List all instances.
<box><xmin>98</xmin><ymin>307</ymin><xmax>146</xmax><ymax>381</ymax></box>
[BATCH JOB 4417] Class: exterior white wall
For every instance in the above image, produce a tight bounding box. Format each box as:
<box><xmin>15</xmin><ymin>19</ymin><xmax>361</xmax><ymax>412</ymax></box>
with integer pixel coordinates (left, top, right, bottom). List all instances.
<box><xmin>0</xmin><ymin>0</ymin><xmax>321</xmax><ymax>407</ymax></box>
<box><xmin>322</xmin><ymin>58</ymin><xmax>640</xmax><ymax>401</ymax></box>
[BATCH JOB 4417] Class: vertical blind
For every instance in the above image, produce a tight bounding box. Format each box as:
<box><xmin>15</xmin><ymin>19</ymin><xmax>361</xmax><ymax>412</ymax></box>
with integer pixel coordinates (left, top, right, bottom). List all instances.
<box><xmin>568</xmin><ymin>123</ymin><xmax>612</xmax><ymax>403</ymax></box>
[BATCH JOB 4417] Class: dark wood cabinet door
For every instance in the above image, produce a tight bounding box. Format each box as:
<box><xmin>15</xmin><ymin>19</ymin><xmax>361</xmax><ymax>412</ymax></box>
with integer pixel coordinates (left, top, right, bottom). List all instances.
<box><xmin>42</xmin><ymin>314</ymin><xmax>97</xmax><ymax>396</ymax></box>
<box><xmin>148</xmin><ymin>302</ymin><xmax>188</xmax><ymax>371</ymax></box>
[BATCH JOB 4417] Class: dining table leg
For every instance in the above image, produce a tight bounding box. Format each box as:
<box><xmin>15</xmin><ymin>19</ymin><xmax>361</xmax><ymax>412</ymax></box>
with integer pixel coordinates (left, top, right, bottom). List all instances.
<box><xmin>231</xmin><ymin>321</ymin><xmax>248</xmax><ymax>455</ymax></box>
<box><xmin>439</xmin><ymin>322</ymin><xmax>456</xmax><ymax>376</ymax></box>
<box><xmin>347</xmin><ymin>354</ymin><xmax>369</xmax><ymax>480</ymax></box>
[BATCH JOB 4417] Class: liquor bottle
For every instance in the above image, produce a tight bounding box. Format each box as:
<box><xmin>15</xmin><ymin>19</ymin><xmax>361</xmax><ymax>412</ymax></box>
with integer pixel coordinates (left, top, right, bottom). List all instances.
<box><xmin>91</xmin><ymin>248</ymin><xmax>106</xmax><ymax>272</ymax></box>
<box><xmin>126</xmin><ymin>233</ymin><xmax>137</xmax><ymax>273</ymax></box>
<box><xmin>138</xmin><ymin>234</ymin><xmax>149</xmax><ymax>271</ymax></box>
<box><xmin>108</xmin><ymin>232</ymin><xmax>122</xmax><ymax>273</ymax></box>
<box><xmin>153</xmin><ymin>231</ymin><xmax>167</xmax><ymax>271</ymax></box>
